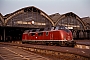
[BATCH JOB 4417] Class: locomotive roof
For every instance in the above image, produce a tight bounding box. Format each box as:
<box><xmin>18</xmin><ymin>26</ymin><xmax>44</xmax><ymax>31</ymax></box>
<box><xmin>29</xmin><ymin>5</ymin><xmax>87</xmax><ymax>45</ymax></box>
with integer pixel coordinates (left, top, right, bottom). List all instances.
<box><xmin>24</xmin><ymin>26</ymin><xmax>68</xmax><ymax>33</ymax></box>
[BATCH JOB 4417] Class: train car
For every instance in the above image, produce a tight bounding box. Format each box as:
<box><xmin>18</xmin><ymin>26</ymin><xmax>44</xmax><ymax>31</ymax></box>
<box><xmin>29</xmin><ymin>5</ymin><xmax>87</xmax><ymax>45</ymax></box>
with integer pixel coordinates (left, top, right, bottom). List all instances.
<box><xmin>22</xmin><ymin>26</ymin><xmax>76</xmax><ymax>47</ymax></box>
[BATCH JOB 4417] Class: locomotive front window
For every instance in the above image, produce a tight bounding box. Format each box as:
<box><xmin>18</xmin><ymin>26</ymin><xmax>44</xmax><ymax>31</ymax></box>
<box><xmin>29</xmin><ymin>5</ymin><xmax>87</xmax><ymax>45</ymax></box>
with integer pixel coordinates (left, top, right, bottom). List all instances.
<box><xmin>55</xmin><ymin>26</ymin><xmax>70</xmax><ymax>32</ymax></box>
<box><xmin>59</xmin><ymin>26</ymin><xmax>66</xmax><ymax>30</ymax></box>
<box><xmin>55</xmin><ymin>26</ymin><xmax>66</xmax><ymax>30</ymax></box>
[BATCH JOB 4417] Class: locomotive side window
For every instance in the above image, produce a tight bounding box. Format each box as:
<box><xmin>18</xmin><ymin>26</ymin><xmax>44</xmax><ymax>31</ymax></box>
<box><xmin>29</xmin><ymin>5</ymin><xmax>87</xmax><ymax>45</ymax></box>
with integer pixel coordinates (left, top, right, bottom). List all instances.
<box><xmin>46</xmin><ymin>32</ymin><xmax>49</xmax><ymax>36</ymax></box>
<box><xmin>40</xmin><ymin>28</ymin><xmax>44</xmax><ymax>31</ymax></box>
<box><xmin>55</xmin><ymin>27</ymin><xmax>59</xmax><ymax>30</ymax></box>
<box><xmin>31</xmin><ymin>33</ymin><xmax>35</xmax><ymax>36</ymax></box>
<box><xmin>36</xmin><ymin>29</ymin><xmax>40</xmax><ymax>32</ymax></box>
<box><xmin>58</xmin><ymin>26</ymin><xmax>66</xmax><ymax>30</ymax></box>
<box><xmin>38</xmin><ymin>32</ymin><xmax>43</xmax><ymax>36</ymax></box>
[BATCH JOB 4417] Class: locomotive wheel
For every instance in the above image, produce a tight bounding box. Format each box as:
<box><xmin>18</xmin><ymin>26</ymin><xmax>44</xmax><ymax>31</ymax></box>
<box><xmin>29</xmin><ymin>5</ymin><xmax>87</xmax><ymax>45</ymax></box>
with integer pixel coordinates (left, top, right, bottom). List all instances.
<box><xmin>59</xmin><ymin>42</ymin><xmax>65</xmax><ymax>46</ymax></box>
<box><xmin>48</xmin><ymin>43</ymin><xmax>53</xmax><ymax>46</ymax></box>
<box><xmin>54</xmin><ymin>44</ymin><xmax>57</xmax><ymax>46</ymax></box>
<box><xmin>46</xmin><ymin>43</ymin><xmax>49</xmax><ymax>46</ymax></box>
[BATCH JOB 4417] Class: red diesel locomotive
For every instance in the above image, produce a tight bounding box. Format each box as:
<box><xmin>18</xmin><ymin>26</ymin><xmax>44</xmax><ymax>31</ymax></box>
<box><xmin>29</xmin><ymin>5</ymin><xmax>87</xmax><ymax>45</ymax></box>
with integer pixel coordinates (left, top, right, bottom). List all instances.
<box><xmin>22</xmin><ymin>26</ymin><xmax>76</xmax><ymax>46</ymax></box>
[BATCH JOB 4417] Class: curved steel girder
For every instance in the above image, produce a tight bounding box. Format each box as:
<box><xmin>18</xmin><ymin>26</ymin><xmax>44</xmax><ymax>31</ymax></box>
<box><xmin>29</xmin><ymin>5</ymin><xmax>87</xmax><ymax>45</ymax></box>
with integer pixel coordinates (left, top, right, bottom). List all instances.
<box><xmin>0</xmin><ymin>13</ymin><xmax>4</xmax><ymax>25</ymax></box>
<box><xmin>5</xmin><ymin>10</ymin><xmax>24</xmax><ymax>24</ymax></box>
<box><xmin>5</xmin><ymin>6</ymin><xmax>55</xmax><ymax>26</ymax></box>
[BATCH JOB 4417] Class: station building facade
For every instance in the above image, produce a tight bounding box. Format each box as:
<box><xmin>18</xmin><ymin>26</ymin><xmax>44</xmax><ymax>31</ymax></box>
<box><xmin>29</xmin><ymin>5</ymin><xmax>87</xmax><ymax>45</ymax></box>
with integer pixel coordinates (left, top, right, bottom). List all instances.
<box><xmin>0</xmin><ymin>6</ymin><xmax>90</xmax><ymax>41</ymax></box>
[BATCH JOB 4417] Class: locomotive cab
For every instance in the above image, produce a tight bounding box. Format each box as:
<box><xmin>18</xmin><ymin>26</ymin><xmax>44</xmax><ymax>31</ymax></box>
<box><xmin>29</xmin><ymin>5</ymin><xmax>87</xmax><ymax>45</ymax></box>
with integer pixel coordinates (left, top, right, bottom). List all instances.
<box><xmin>55</xmin><ymin>26</ymin><xmax>76</xmax><ymax>46</ymax></box>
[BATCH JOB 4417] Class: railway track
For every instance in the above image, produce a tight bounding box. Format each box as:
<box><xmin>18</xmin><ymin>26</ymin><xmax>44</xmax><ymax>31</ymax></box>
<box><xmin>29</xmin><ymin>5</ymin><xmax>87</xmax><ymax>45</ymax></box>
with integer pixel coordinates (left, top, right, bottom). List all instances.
<box><xmin>0</xmin><ymin>41</ymin><xmax>90</xmax><ymax>60</ymax></box>
<box><xmin>11</xmin><ymin>40</ymin><xmax>90</xmax><ymax>49</ymax></box>
<box><xmin>0</xmin><ymin>44</ymin><xmax>51</xmax><ymax>60</ymax></box>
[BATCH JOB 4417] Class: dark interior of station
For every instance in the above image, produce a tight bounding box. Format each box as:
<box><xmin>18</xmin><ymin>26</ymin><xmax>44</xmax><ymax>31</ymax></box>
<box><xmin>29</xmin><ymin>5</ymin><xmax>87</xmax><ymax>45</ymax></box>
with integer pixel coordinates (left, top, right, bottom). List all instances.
<box><xmin>0</xmin><ymin>27</ymin><xmax>34</xmax><ymax>41</ymax></box>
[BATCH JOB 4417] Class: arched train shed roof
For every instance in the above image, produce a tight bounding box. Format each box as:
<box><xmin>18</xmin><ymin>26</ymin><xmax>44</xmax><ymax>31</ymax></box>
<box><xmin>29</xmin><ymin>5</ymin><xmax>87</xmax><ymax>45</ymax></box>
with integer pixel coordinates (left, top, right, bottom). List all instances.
<box><xmin>5</xmin><ymin>6</ymin><xmax>54</xmax><ymax>26</ymax></box>
<box><xmin>55</xmin><ymin>12</ymin><xmax>86</xmax><ymax>29</ymax></box>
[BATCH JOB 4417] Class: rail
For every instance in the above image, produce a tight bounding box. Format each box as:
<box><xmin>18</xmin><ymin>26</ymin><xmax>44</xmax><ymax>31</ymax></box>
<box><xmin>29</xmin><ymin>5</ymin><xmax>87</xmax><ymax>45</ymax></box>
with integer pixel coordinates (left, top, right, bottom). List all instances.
<box><xmin>11</xmin><ymin>41</ymin><xmax>90</xmax><ymax>49</ymax></box>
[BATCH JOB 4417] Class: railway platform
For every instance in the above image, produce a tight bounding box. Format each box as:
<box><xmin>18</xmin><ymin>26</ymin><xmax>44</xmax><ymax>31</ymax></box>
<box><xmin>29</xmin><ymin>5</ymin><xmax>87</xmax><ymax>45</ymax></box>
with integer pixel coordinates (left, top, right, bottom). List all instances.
<box><xmin>75</xmin><ymin>40</ymin><xmax>90</xmax><ymax>45</ymax></box>
<box><xmin>75</xmin><ymin>40</ymin><xmax>90</xmax><ymax>49</ymax></box>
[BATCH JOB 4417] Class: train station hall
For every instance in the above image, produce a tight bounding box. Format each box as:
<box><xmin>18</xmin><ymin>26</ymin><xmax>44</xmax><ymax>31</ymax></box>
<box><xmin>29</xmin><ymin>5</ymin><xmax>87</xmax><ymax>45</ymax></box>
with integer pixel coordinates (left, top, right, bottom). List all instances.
<box><xmin>0</xmin><ymin>6</ymin><xmax>90</xmax><ymax>41</ymax></box>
